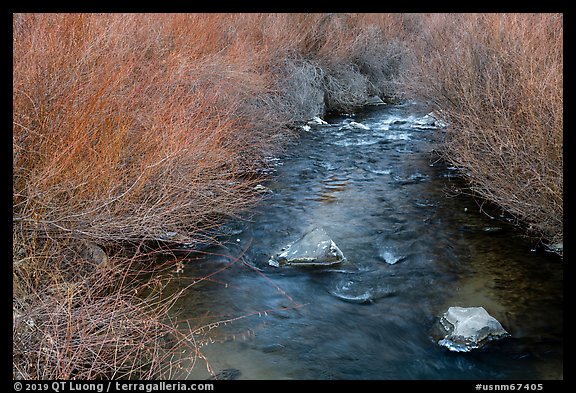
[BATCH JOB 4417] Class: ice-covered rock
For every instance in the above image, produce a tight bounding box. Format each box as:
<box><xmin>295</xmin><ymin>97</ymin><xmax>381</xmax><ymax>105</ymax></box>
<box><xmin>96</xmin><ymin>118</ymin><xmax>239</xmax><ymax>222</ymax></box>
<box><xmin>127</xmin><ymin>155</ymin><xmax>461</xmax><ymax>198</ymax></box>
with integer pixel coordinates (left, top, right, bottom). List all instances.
<box><xmin>545</xmin><ymin>242</ymin><xmax>563</xmax><ymax>255</ymax></box>
<box><xmin>413</xmin><ymin>114</ymin><xmax>437</xmax><ymax>129</ymax></box>
<box><xmin>339</xmin><ymin>121</ymin><xmax>371</xmax><ymax>131</ymax></box>
<box><xmin>307</xmin><ymin>116</ymin><xmax>329</xmax><ymax>126</ymax></box>
<box><xmin>434</xmin><ymin>118</ymin><xmax>448</xmax><ymax>129</ymax></box>
<box><xmin>438</xmin><ymin>306</ymin><xmax>509</xmax><ymax>352</ymax></box>
<box><xmin>268</xmin><ymin>227</ymin><xmax>346</xmax><ymax>267</ymax></box>
<box><xmin>413</xmin><ymin>111</ymin><xmax>448</xmax><ymax>129</ymax></box>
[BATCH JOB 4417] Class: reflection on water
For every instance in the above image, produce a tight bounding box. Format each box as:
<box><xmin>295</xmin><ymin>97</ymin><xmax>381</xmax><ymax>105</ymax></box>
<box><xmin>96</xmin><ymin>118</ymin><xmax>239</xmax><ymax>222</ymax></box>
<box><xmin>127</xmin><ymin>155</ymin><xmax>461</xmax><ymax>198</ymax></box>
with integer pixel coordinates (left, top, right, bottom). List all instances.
<box><xmin>168</xmin><ymin>102</ymin><xmax>562</xmax><ymax>380</ymax></box>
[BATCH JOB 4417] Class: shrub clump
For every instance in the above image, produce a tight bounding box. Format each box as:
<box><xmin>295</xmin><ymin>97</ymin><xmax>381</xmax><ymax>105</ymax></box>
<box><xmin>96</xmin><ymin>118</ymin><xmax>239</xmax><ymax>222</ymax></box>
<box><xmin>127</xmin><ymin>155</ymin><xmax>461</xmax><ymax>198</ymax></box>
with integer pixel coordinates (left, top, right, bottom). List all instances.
<box><xmin>403</xmin><ymin>13</ymin><xmax>563</xmax><ymax>252</ymax></box>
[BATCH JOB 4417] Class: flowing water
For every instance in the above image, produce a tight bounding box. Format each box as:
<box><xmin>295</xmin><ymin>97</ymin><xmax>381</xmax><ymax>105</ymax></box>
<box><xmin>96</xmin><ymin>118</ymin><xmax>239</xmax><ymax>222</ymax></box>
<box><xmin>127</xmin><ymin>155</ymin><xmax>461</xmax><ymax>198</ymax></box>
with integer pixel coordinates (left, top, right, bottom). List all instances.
<box><xmin>168</xmin><ymin>102</ymin><xmax>562</xmax><ymax>380</ymax></box>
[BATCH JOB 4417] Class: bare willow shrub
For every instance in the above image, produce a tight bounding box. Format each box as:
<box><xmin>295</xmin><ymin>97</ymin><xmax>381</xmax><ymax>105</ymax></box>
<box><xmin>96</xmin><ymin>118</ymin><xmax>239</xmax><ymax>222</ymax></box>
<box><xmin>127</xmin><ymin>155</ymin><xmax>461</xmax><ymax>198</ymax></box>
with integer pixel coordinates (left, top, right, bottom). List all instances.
<box><xmin>404</xmin><ymin>13</ymin><xmax>563</xmax><ymax>250</ymax></box>
<box><xmin>272</xmin><ymin>59</ymin><xmax>326</xmax><ymax>123</ymax></box>
<box><xmin>13</xmin><ymin>14</ymin><xmax>271</xmax><ymax>248</ymax></box>
<box><xmin>343</xmin><ymin>15</ymin><xmax>410</xmax><ymax>101</ymax></box>
<box><xmin>13</xmin><ymin>239</ymin><xmax>198</xmax><ymax>380</ymax></box>
<box><xmin>321</xmin><ymin>62</ymin><xmax>370</xmax><ymax>113</ymax></box>
<box><xmin>313</xmin><ymin>13</ymin><xmax>409</xmax><ymax>110</ymax></box>
<box><xmin>315</xmin><ymin>14</ymin><xmax>409</xmax><ymax>102</ymax></box>
<box><xmin>13</xmin><ymin>13</ymin><xmax>275</xmax><ymax>380</ymax></box>
<box><xmin>246</xmin><ymin>13</ymin><xmax>409</xmax><ymax>118</ymax></box>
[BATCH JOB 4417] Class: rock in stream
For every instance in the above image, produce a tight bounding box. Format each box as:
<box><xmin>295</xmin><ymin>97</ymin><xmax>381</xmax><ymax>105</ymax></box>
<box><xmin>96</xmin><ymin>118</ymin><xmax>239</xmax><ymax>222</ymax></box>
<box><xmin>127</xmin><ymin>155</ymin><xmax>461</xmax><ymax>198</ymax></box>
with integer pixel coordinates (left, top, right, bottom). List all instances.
<box><xmin>438</xmin><ymin>306</ymin><xmax>509</xmax><ymax>352</ymax></box>
<box><xmin>268</xmin><ymin>227</ymin><xmax>346</xmax><ymax>268</ymax></box>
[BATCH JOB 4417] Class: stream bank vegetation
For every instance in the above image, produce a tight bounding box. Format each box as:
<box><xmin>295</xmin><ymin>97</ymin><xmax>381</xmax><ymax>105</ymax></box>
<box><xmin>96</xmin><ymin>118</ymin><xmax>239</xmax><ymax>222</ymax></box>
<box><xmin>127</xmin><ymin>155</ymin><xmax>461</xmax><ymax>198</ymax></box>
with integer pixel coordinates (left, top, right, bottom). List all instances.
<box><xmin>402</xmin><ymin>13</ymin><xmax>563</xmax><ymax>254</ymax></box>
<box><xmin>13</xmin><ymin>13</ymin><xmax>562</xmax><ymax>379</ymax></box>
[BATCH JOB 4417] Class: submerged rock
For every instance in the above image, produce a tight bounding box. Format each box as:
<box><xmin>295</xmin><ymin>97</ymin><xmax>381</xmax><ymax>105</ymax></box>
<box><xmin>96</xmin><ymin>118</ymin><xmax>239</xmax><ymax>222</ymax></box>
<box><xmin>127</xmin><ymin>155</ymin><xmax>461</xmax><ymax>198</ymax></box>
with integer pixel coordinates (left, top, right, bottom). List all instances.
<box><xmin>482</xmin><ymin>226</ymin><xmax>503</xmax><ymax>233</ymax></box>
<box><xmin>379</xmin><ymin>248</ymin><xmax>406</xmax><ymax>265</ymax></box>
<box><xmin>330</xmin><ymin>277</ymin><xmax>396</xmax><ymax>304</ymax></box>
<box><xmin>207</xmin><ymin>368</ymin><xmax>241</xmax><ymax>380</ymax></box>
<box><xmin>438</xmin><ymin>306</ymin><xmax>509</xmax><ymax>352</ymax></box>
<box><xmin>268</xmin><ymin>227</ymin><xmax>346</xmax><ymax>267</ymax></box>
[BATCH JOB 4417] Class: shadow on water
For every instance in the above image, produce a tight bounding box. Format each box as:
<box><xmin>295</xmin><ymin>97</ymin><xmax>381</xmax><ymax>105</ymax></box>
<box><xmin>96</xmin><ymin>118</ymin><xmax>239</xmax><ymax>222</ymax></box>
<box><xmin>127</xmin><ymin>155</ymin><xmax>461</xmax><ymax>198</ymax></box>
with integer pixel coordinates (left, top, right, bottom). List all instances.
<box><xmin>167</xmin><ymin>102</ymin><xmax>562</xmax><ymax>380</ymax></box>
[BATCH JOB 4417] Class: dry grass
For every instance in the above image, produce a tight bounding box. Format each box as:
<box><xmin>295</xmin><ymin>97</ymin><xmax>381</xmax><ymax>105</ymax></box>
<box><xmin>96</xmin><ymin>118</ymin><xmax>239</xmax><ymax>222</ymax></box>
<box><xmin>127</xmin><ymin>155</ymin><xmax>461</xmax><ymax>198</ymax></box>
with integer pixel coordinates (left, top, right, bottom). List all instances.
<box><xmin>403</xmin><ymin>13</ymin><xmax>563</xmax><ymax>250</ymax></box>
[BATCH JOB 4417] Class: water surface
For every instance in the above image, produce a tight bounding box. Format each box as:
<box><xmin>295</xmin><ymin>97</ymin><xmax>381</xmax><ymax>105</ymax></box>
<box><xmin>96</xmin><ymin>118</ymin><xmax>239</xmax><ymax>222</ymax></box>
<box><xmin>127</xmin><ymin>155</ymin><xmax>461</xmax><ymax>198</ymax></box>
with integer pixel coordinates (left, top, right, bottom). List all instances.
<box><xmin>169</xmin><ymin>102</ymin><xmax>563</xmax><ymax>380</ymax></box>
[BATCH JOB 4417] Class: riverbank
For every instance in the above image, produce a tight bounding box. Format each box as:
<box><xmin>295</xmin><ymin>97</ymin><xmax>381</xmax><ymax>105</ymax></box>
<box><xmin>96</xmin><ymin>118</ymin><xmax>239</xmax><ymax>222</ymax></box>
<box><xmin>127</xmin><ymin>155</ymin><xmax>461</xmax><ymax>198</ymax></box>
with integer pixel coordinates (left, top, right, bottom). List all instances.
<box><xmin>13</xmin><ymin>13</ymin><xmax>562</xmax><ymax>379</ymax></box>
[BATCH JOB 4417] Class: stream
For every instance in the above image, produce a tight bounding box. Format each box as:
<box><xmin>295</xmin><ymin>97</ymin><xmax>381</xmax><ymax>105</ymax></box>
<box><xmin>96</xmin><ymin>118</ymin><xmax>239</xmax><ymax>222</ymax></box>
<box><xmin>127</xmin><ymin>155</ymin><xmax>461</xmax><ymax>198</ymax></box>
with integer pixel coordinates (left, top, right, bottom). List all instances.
<box><xmin>168</xmin><ymin>102</ymin><xmax>562</xmax><ymax>380</ymax></box>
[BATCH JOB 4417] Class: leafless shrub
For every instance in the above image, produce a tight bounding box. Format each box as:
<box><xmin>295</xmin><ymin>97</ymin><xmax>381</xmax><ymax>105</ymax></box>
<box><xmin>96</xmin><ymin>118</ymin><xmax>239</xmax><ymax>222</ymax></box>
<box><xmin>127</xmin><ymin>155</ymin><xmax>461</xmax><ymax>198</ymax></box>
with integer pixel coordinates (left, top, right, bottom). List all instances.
<box><xmin>322</xmin><ymin>62</ymin><xmax>370</xmax><ymax>113</ymax></box>
<box><xmin>349</xmin><ymin>28</ymin><xmax>408</xmax><ymax>99</ymax></box>
<box><xmin>403</xmin><ymin>13</ymin><xmax>563</xmax><ymax>250</ymax></box>
<box><xmin>252</xmin><ymin>13</ymin><xmax>410</xmax><ymax>116</ymax></box>
<box><xmin>273</xmin><ymin>59</ymin><xmax>326</xmax><ymax>123</ymax></box>
<box><xmin>13</xmin><ymin>244</ymin><xmax>198</xmax><ymax>380</ymax></box>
